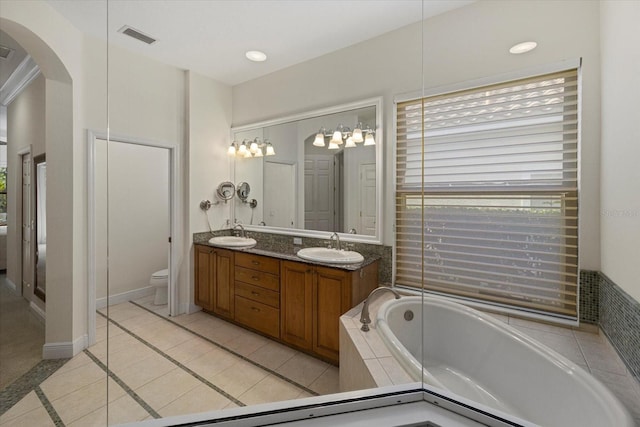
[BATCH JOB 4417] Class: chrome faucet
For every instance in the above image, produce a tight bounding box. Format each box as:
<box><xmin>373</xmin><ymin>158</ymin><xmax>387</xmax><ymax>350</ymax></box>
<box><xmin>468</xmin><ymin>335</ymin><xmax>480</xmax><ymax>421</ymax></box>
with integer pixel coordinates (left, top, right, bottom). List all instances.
<box><xmin>329</xmin><ymin>232</ymin><xmax>341</xmax><ymax>250</ymax></box>
<box><xmin>360</xmin><ymin>287</ymin><xmax>401</xmax><ymax>332</ymax></box>
<box><xmin>233</xmin><ymin>223</ymin><xmax>246</xmax><ymax>238</ymax></box>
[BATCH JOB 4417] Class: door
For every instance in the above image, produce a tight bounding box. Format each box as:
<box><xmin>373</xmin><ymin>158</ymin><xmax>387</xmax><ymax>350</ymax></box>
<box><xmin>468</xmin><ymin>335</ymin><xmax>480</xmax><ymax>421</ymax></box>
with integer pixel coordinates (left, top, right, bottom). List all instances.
<box><xmin>304</xmin><ymin>155</ymin><xmax>334</xmax><ymax>231</ymax></box>
<box><xmin>280</xmin><ymin>261</ymin><xmax>313</xmax><ymax>350</ymax></box>
<box><xmin>194</xmin><ymin>245</ymin><xmax>214</xmax><ymax>311</ymax></box>
<box><xmin>21</xmin><ymin>153</ymin><xmax>33</xmax><ymax>299</ymax></box>
<box><xmin>313</xmin><ymin>266</ymin><xmax>350</xmax><ymax>363</ymax></box>
<box><xmin>264</xmin><ymin>162</ymin><xmax>296</xmax><ymax>228</ymax></box>
<box><xmin>359</xmin><ymin>163</ymin><xmax>377</xmax><ymax>236</ymax></box>
<box><xmin>212</xmin><ymin>248</ymin><xmax>234</xmax><ymax>319</ymax></box>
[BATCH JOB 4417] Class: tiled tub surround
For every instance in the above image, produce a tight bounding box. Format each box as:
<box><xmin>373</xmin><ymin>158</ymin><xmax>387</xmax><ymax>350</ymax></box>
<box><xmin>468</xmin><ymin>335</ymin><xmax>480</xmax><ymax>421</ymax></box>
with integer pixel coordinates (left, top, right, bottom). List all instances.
<box><xmin>1</xmin><ymin>301</ymin><xmax>340</xmax><ymax>426</ymax></box>
<box><xmin>340</xmin><ymin>291</ymin><xmax>640</xmax><ymax>423</ymax></box>
<box><xmin>193</xmin><ymin>230</ymin><xmax>392</xmax><ymax>283</ymax></box>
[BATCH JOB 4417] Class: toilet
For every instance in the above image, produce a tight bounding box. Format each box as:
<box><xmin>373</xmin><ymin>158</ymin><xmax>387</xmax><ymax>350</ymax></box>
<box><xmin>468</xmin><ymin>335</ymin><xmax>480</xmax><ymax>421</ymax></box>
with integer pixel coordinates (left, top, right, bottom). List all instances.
<box><xmin>149</xmin><ymin>269</ymin><xmax>169</xmax><ymax>305</ymax></box>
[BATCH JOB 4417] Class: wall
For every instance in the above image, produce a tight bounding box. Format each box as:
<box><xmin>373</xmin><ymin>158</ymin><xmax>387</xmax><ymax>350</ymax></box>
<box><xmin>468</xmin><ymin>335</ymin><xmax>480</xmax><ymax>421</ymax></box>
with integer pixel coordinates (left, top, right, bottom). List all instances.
<box><xmin>186</xmin><ymin>70</ymin><xmax>233</xmax><ymax>312</ymax></box>
<box><xmin>232</xmin><ymin>0</ymin><xmax>602</xmax><ymax>271</ymax></box>
<box><xmin>94</xmin><ymin>140</ymin><xmax>169</xmax><ymax>301</ymax></box>
<box><xmin>600</xmin><ymin>0</ymin><xmax>640</xmax><ymax>303</ymax></box>
<box><xmin>6</xmin><ymin>73</ymin><xmax>45</xmax><ymax>291</ymax></box>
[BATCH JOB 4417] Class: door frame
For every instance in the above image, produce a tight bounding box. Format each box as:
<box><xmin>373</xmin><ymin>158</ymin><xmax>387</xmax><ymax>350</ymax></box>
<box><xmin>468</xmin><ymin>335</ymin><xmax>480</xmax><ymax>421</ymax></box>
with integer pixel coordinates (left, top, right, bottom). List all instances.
<box><xmin>86</xmin><ymin>130</ymin><xmax>180</xmax><ymax>345</ymax></box>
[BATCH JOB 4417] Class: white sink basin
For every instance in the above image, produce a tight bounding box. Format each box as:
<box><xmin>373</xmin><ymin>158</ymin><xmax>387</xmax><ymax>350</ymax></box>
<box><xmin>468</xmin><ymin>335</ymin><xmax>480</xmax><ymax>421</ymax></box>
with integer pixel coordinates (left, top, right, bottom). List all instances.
<box><xmin>208</xmin><ymin>236</ymin><xmax>257</xmax><ymax>248</ymax></box>
<box><xmin>297</xmin><ymin>247</ymin><xmax>364</xmax><ymax>264</ymax></box>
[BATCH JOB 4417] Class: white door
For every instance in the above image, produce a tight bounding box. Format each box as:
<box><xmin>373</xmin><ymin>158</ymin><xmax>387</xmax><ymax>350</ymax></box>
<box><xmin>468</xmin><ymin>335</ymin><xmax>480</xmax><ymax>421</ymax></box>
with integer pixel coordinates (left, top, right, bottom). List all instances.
<box><xmin>359</xmin><ymin>163</ymin><xmax>377</xmax><ymax>236</ymax></box>
<box><xmin>304</xmin><ymin>155</ymin><xmax>334</xmax><ymax>232</ymax></box>
<box><xmin>264</xmin><ymin>162</ymin><xmax>296</xmax><ymax>228</ymax></box>
<box><xmin>21</xmin><ymin>153</ymin><xmax>33</xmax><ymax>299</ymax></box>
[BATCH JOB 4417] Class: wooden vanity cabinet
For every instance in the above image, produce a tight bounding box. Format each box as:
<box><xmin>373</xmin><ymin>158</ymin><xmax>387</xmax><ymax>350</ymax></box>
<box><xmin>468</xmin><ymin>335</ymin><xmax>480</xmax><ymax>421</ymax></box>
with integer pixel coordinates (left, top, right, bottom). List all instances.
<box><xmin>194</xmin><ymin>244</ymin><xmax>234</xmax><ymax>319</ymax></box>
<box><xmin>281</xmin><ymin>260</ymin><xmax>379</xmax><ymax>364</ymax></box>
<box><xmin>195</xmin><ymin>244</ymin><xmax>379</xmax><ymax>364</ymax></box>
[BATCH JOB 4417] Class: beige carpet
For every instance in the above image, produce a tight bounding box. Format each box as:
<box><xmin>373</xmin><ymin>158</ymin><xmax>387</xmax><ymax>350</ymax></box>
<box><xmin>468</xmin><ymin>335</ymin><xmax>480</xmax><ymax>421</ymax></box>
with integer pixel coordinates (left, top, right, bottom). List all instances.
<box><xmin>0</xmin><ymin>274</ymin><xmax>44</xmax><ymax>390</ymax></box>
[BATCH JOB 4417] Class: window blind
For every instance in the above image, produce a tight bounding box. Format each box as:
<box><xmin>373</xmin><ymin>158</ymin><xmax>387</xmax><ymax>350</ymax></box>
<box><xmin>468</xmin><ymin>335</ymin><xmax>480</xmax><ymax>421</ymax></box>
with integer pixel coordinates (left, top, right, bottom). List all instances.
<box><xmin>396</xmin><ymin>69</ymin><xmax>579</xmax><ymax>318</ymax></box>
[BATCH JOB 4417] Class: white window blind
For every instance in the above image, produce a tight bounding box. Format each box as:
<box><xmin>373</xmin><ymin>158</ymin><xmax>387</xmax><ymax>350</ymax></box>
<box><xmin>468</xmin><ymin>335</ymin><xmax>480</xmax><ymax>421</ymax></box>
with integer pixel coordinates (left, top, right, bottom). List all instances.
<box><xmin>396</xmin><ymin>69</ymin><xmax>579</xmax><ymax>318</ymax></box>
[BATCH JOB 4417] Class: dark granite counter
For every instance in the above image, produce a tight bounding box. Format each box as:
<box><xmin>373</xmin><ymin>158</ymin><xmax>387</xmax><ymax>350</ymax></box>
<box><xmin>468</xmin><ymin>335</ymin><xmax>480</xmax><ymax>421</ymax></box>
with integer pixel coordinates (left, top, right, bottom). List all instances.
<box><xmin>193</xmin><ymin>230</ymin><xmax>385</xmax><ymax>273</ymax></box>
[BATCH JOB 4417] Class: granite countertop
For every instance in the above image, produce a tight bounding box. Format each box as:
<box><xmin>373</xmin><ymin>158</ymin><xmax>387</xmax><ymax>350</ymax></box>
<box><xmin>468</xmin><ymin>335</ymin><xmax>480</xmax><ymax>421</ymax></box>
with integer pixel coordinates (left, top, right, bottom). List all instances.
<box><xmin>194</xmin><ymin>239</ymin><xmax>380</xmax><ymax>271</ymax></box>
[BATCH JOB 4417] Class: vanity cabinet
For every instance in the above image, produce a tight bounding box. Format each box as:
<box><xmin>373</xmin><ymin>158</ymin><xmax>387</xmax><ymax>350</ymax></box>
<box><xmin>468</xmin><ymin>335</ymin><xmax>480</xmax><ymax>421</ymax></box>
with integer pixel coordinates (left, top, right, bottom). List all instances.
<box><xmin>194</xmin><ymin>245</ymin><xmax>235</xmax><ymax>319</ymax></box>
<box><xmin>194</xmin><ymin>244</ymin><xmax>379</xmax><ymax>365</ymax></box>
<box><xmin>280</xmin><ymin>260</ymin><xmax>379</xmax><ymax>364</ymax></box>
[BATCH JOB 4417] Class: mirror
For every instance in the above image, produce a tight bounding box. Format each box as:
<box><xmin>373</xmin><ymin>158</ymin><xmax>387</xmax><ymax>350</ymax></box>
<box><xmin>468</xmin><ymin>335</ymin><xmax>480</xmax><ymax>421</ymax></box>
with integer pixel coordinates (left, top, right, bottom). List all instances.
<box><xmin>236</xmin><ymin>181</ymin><xmax>251</xmax><ymax>202</ymax></box>
<box><xmin>232</xmin><ymin>97</ymin><xmax>382</xmax><ymax>242</ymax></box>
<box><xmin>33</xmin><ymin>153</ymin><xmax>46</xmax><ymax>302</ymax></box>
<box><xmin>216</xmin><ymin>181</ymin><xmax>235</xmax><ymax>202</ymax></box>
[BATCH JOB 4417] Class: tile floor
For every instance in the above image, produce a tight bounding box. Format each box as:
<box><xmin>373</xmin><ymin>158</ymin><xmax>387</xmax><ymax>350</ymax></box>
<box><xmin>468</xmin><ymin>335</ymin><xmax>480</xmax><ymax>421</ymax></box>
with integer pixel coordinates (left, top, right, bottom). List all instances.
<box><xmin>1</xmin><ymin>294</ymin><xmax>639</xmax><ymax>426</ymax></box>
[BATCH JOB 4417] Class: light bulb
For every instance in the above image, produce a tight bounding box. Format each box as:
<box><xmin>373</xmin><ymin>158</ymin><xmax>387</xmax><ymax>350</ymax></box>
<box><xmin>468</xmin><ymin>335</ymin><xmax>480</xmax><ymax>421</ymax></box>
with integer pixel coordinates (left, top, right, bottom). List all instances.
<box><xmin>352</xmin><ymin>125</ymin><xmax>363</xmax><ymax>143</ymax></box>
<box><xmin>313</xmin><ymin>133</ymin><xmax>326</xmax><ymax>147</ymax></box>
<box><xmin>345</xmin><ymin>137</ymin><xmax>356</xmax><ymax>148</ymax></box>
<box><xmin>331</xmin><ymin>130</ymin><xmax>342</xmax><ymax>144</ymax></box>
<box><xmin>364</xmin><ymin>133</ymin><xmax>375</xmax><ymax>146</ymax></box>
<box><xmin>265</xmin><ymin>143</ymin><xmax>275</xmax><ymax>156</ymax></box>
<box><xmin>254</xmin><ymin>148</ymin><xmax>263</xmax><ymax>157</ymax></box>
<box><xmin>227</xmin><ymin>144</ymin><xmax>236</xmax><ymax>156</ymax></box>
<box><xmin>328</xmin><ymin>141</ymin><xmax>339</xmax><ymax>150</ymax></box>
<box><xmin>238</xmin><ymin>142</ymin><xmax>248</xmax><ymax>155</ymax></box>
<box><xmin>249</xmin><ymin>140</ymin><xmax>259</xmax><ymax>153</ymax></box>
<box><xmin>244</xmin><ymin>149</ymin><xmax>253</xmax><ymax>158</ymax></box>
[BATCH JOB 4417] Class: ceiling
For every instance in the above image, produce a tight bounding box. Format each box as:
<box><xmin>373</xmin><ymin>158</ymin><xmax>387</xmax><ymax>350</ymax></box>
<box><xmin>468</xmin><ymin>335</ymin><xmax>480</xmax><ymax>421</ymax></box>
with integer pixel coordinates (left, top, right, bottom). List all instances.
<box><xmin>45</xmin><ymin>0</ymin><xmax>473</xmax><ymax>86</ymax></box>
<box><xmin>0</xmin><ymin>30</ymin><xmax>29</xmax><ymax>95</ymax></box>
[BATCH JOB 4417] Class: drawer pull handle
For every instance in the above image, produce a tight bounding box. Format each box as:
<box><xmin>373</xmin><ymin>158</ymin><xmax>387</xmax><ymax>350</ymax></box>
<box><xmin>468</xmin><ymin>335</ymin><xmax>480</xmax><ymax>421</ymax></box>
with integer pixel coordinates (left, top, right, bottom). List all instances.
<box><xmin>251</xmin><ymin>307</ymin><xmax>260</xmax><ymax>312</ymax></box>
<box><xmin>251</xmin><ymin>291</ymin><xmax>260</xmax><ymax>296</ymax></box>
<box><xmin>251</xmin><ymin>261</ymin><xmax>260</xmax><ymax>265</ymax></box>
<box><xmin>251</xmin><ymin>276</ymin><xmax>259</xmax><ymax>281</ymax></box>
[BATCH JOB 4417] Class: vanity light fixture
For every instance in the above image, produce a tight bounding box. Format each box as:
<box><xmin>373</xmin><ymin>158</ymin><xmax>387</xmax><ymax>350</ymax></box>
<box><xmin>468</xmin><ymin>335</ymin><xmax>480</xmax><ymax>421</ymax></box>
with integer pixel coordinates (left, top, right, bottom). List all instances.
<box><xmin>509</xmin><ymin>41</ymin><xmax>537</xmax><ymax>54</ymax></box>
<box><xmin>313</xmin><ymin>122</ymin><xmax>376</xmax><ymax>149</ymax></box>
<box><xmin>228</xmin><ymin>138</ymin><xmax>275</xmax><ymax>158</ymax></box>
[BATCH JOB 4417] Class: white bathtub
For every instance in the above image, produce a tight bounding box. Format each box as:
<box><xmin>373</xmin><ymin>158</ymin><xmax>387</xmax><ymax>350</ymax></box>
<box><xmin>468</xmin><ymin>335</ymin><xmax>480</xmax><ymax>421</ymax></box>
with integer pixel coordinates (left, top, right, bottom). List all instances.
<box><xmin>376</xmin><ymin>295</ymin><xmax>634</xmax><ymax>427</ymax></box>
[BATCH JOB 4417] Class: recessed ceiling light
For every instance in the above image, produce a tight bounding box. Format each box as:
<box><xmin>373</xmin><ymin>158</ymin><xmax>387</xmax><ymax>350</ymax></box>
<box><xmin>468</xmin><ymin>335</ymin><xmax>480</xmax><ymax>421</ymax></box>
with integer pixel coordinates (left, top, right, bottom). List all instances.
<box><xmin>245</xmin><ymin>50</ymin><xmax>267</xmax><ymax>62</ymax></box>
<box><xmin>509</xmin><ymin>41</ymin><xmax>537</xmax><ymax>54</ymax></box>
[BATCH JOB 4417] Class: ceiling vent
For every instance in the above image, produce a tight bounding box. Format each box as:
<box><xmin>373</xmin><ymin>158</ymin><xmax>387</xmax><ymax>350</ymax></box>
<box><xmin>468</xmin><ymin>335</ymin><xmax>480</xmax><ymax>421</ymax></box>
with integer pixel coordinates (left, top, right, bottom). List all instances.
<box><xmin>0</xmin><ymin>44</ymin><xmax>14</xmax><ymax>60</ymax></box>
<box><xmin>118</xmin><ymin>25</ymin><xmax>157</xmax><ymax>45</ymax></box>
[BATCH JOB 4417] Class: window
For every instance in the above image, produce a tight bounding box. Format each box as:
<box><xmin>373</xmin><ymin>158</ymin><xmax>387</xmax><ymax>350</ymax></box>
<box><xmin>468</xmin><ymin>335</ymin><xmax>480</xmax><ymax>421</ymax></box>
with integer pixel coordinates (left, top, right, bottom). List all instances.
<box><xmin>396</xmin><ymin>69</ymin><xmax>579</xmax><ymax>319</ymax></box>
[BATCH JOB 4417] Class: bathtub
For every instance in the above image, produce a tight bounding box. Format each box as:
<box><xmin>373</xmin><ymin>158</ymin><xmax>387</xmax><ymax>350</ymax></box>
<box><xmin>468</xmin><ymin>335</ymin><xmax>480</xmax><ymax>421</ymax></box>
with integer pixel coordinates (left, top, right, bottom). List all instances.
<box><xmin>375</xmin><ymin>295</ymin><xmax>634</xmax><ymax>427</ymax></box>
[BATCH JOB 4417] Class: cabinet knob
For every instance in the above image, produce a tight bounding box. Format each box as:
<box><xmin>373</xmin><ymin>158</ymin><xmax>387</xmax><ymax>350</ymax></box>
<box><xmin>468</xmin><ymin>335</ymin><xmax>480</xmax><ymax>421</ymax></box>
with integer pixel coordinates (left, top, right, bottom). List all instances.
<box><xmin>251</xmin><ymin>276</ymin><xmax>259</xmax><ymax>281</ymax></box>
<box><xmin>251</xmin><ymin>260</ymin><xmax>260</xmax><ymax>265</ymax></box>
<box><xmin>251</xmin><ymin>291</ymin><xmax>260</xmax><ymax>296</ymax></box>
<box><xmin>251</xmin><ymin>307</ymin><xmax>260</xmax><ymax>312</ymax></box>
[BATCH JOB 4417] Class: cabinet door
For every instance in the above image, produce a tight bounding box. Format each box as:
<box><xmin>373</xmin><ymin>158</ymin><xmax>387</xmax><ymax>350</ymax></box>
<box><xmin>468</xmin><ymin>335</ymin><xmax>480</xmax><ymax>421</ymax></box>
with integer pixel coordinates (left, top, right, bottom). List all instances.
<box><xmin>194</xmin><ymin>245</ymin><xmax>214</xmax><ymax>311</ymax></box>
<box><xmin>313</xmin><ymin>266</ymin><xmax>351</xmax><ymax>363</ymax></box>
<box><xmin>212</xmin><ymin>248</ymin><xmax>234</xmax><ymax>319</ymax></box>
<box><xmin>280</xmin><ymin>261</ymin><xmax>313</xmax><ymax>350</ymax></box>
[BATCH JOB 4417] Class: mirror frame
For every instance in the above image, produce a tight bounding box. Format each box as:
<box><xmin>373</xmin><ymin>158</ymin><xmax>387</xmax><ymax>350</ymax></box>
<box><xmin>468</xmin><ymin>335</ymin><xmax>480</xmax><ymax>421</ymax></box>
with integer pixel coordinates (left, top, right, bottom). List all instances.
<box><xmin>231</xmin><ymin>96</ymin><xmax>383</xmax><ymax>244</ymax></box>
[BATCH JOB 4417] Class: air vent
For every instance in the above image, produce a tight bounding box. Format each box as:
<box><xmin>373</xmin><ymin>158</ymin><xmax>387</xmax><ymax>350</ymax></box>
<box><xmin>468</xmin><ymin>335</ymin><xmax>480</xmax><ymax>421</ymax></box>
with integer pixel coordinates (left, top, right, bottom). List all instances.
<box><xmin>0</xmin><ymin>44</ymin><xmax>14</xmax><ymax>60</ymax></box>
<box><xmin>118</xmin><ymin>25</ymin><xmax>156</xmax><ymax>45</ymax></box>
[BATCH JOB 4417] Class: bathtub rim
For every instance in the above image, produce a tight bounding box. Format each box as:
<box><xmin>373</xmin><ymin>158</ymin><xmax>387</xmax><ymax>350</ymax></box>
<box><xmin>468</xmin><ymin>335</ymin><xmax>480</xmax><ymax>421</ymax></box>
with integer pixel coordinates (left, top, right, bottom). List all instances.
<box><xmin>375</xmin><ymin>294</ymin><xmax>635</xmax><ymax>426</ymax></box>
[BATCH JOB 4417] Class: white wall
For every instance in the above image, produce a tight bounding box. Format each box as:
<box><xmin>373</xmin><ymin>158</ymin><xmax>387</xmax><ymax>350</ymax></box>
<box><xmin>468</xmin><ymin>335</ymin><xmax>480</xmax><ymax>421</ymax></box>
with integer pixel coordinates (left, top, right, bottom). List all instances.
<box><xmin>6</xmin><ymin>73</ymin><xmax>45</xmax><ymax>290</ymax></box>
<box><xmin>232</xmin><ymin>0</ymin><xmax>602</xmax><ymax>271</ymax></box>
<box><xmin>95</xmin><ymin>140</ymin><xmax>169</xmax><ymax>300</ymax></box>
<box><xmin>600</xmin><ymin>0</ymin><xmax>640</xmax><ymax>303</ymax></box>
<box><xmin>187</xmin><ymin>70</ymin><xmax>233</xmax><ymax>312</ymax></box>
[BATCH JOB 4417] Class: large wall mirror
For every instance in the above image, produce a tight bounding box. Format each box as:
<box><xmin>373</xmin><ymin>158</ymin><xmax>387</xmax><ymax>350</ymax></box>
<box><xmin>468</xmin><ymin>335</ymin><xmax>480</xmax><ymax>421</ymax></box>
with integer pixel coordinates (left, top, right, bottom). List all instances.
<box><xmin>33</xmin><ymin>153</ymin><xmax>46</xmax><ymax>302</ymax></box>
<box><xmin>232</xmin><ymin>97</ymin><xmax>383</xmax><ymax>243</ymax></box>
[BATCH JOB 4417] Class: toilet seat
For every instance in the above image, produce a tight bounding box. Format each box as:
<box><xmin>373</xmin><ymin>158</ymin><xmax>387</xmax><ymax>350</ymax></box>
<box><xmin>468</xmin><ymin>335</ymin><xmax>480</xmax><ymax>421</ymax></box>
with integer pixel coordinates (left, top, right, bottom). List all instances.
<box><xmin>151</xmin><ymin>269</ymin><xmax>168</xmax><ymax>279</ymax></box>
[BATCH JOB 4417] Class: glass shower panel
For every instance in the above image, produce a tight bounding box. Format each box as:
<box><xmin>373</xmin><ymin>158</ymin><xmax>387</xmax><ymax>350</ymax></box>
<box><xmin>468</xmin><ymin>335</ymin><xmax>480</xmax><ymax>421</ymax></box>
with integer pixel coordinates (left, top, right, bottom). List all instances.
<box><xmin>103</xmin><ymin>1</ymin><xmax>424</xmax><ymax>424</ymax></box>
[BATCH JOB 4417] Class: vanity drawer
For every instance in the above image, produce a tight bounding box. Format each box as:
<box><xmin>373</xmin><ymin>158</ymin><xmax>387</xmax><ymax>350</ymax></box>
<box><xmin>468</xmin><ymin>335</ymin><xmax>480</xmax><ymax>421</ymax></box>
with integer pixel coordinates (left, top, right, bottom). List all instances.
<box><xmin>235</xmin><ymin>252</ymin><xmax>280</xmax><ymax>276</ymax></box>
<box><xmin>235</xmin><ymin>282</ymin><xmax>280</xmax><ymax>308</ymax></box>
<box><xmin>235</xmin><ymin>266</ymin><xmax>280</xmax><ymax>292</ymax></box>
<box><xmin>234</xmin><ymin>296</ymin><xmax>280</xmax><ymax>339</ymax></box>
